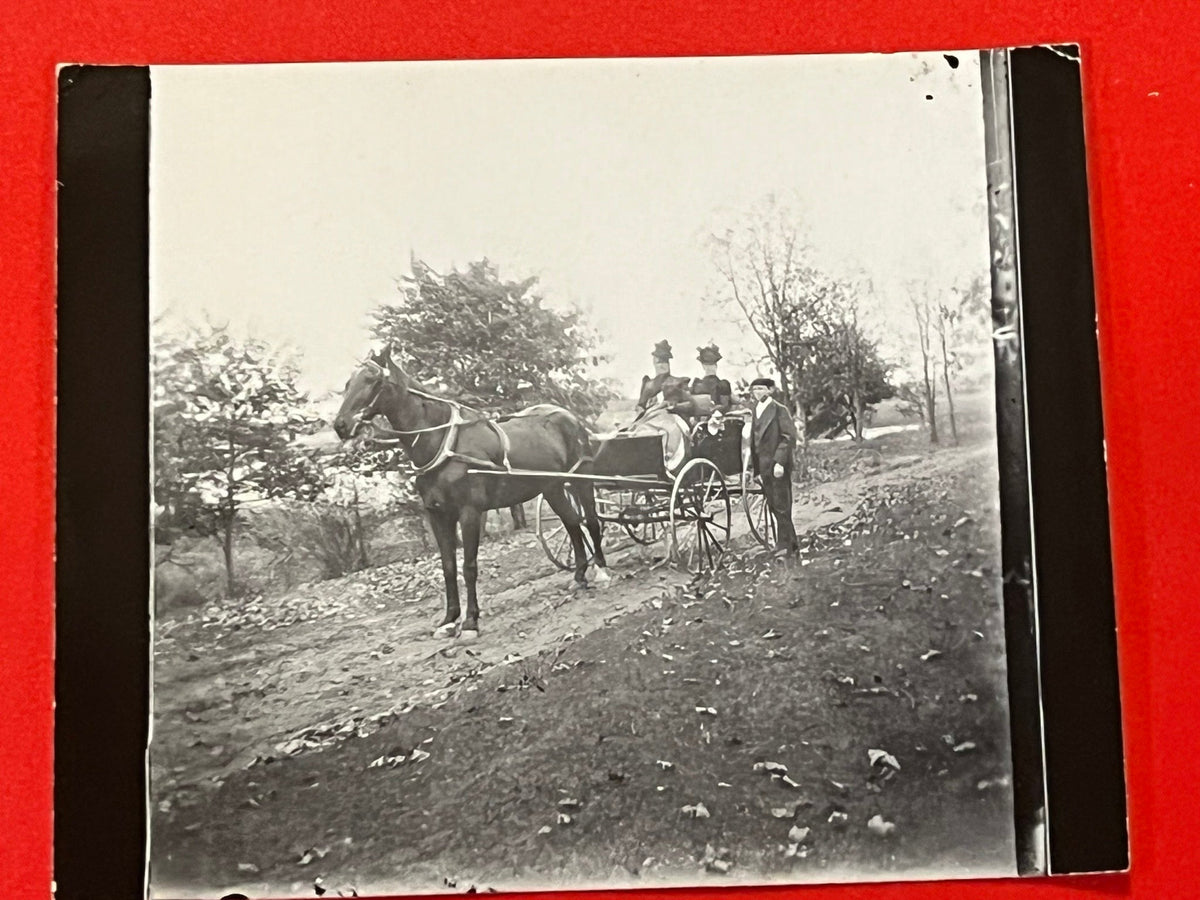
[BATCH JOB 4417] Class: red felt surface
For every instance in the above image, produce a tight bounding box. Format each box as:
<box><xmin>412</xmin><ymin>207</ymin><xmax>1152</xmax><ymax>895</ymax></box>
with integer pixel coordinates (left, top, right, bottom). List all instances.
<box><xmin>4</xmin><ymin>1</ymin><xmax>1197</xmax><ymax>898</ymax></box>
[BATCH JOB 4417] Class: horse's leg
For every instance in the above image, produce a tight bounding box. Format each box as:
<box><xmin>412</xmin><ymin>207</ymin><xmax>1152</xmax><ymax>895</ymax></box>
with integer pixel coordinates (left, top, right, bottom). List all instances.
<box><xmin>458</xmin><ymin>505</ymin><xmax>483</xmax><ymax>641</ymax></box>
<box><xmin>429</xmin><ymin>509</ymin><xmax>461</xmax><ymax>638</ymax></box>
<box><xmin>543</xmin><ymin>484</ymin><xmax>589</xmax><ymax>590</ymax></box>
<box><xmin>574</xmin><ymin>482</ymin><xmax>610</xmax><ymax>588</ymax></box>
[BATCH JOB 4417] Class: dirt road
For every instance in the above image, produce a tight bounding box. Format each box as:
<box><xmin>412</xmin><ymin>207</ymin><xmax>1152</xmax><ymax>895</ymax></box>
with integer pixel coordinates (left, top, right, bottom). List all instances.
<box><xmin>150</xmin><ymin>438</ymin><xmax>1015</xmax><ymax>897</ymax></box>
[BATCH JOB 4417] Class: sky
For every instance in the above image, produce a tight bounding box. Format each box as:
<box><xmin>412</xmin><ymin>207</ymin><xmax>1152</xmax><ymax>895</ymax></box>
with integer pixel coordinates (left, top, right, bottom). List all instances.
<box><xmin>149</xmin><ymin>52</ymin><xmax>991</xmax><ymax>400</ymax></box>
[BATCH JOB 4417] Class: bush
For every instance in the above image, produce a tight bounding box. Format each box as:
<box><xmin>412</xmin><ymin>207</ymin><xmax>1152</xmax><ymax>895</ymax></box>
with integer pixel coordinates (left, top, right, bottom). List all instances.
<box><xmin>294</xmin><ymin>505</ymin><xmax>371</xmax><ymax>579</ymax></box>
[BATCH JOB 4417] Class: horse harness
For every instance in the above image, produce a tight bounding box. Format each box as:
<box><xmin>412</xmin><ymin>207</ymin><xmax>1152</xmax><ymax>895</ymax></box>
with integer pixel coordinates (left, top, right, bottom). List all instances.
<box><xmin>360</xmin><ymin>386</ymin><xmax>515</xmax><ymax>476</ymax></box>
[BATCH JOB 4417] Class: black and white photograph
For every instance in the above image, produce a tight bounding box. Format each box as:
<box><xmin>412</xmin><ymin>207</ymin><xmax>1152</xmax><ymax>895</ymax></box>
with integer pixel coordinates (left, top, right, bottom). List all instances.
<box><xmin>146</xmin><ymin>50</ymin><xmax>1028</xmax><ymax>897</ymax></box>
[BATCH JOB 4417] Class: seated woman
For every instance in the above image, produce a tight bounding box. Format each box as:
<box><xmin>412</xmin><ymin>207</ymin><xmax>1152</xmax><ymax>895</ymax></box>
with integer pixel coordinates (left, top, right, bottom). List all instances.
<box><xmin>636</xmin><ymin>339</ymin><xmax>697</xmax><ymax>419</ymax></box>
<box><xmin>689</xmin><ymin>343</ymin><xmax>733</xmax><ymax>415</ymax></box>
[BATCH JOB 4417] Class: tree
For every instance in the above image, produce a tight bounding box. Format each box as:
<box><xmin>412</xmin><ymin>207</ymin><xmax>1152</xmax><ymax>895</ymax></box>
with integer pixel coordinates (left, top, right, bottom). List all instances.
<box><xmin>706</xmin><ymin>195</ymin><xmax>830</xmax><ymax>406</ymax></box>
<box><xmin>906</xmin><ymin>283</ymin><xmax>941</xmax><ymax>445</ymax></box>
<box><xmin>372</xmin><ymin>257</ymin><xmax>618</xmax><ymax>530</ymax></box>
<box><xmin>936</xmin><ymin>273</ymin><xmax>993</xmax><ymax>444</ymax></box>
<box><xmin>811</xmin><ymin>292</ymin><xmax>895</xmax><ymax>442</ymax></box>
<box><xmin>706</xmin><ymin>198</ymin><xmax>896</xmax><ymax>446</ymax></box>
<box><xmin>934</xmin><ymin>299</ymin><xmax>960</xmax><ymax>444</ymax></box>
<box><xmin>372</xmin><ymin>257</ymin><xmax>617</xmax><ymax>424</ymax></box>
<box><xmin>153</xmin><ymin>322</ymin><xmax>323</xmax><ymax>596</ymax></box>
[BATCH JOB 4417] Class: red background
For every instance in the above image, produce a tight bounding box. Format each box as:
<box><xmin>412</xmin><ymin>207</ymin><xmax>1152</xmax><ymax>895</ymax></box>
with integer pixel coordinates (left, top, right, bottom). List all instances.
<box><xmin>4</xmin><ymin>0</ymin><xmax>1196</xmax><ymax>898</ymax></box>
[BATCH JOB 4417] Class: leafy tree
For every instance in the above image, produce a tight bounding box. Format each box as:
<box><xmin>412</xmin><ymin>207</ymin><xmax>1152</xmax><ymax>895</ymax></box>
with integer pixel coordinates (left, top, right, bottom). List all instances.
<box><xmin>372</xmin><ymin>257</ymin><xmax>617</xmax><ymax>530</ymax></box>
<box><xmin>806</xmin><ymin>307</ymin><xmax>895</xmax><ymax>441</ymax></box>
<box><xmin>371</xmin><ymin>257</ymin><xmax>617</xmax><ymax>424</ymax></box>
<box><xmin>153</xmin><ymin>322</ymin><xmax>323</xmax><ymax>596</ymax></box>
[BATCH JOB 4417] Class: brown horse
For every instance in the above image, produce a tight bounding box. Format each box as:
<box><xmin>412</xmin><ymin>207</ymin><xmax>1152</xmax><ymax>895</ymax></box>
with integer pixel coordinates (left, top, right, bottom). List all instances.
<box><xmin>332</xmin><ymin>346</ymin><xmax>608</xmax><ymax>641</ymax></box>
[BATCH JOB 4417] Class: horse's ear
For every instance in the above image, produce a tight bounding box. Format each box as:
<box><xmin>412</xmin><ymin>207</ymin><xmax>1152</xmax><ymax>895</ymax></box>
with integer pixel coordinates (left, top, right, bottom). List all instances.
<box><xmin>381</xmin><ymin>344</ymin><xmax>404</xmax><ymax>384</ymax></box>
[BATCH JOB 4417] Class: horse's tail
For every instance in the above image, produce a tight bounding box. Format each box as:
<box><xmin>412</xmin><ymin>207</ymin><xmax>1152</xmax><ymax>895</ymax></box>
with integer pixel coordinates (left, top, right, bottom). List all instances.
<box><xmin>557</xmin><ymin>408</ymin><xmax>593</xmax><ymax>469</ymax></box>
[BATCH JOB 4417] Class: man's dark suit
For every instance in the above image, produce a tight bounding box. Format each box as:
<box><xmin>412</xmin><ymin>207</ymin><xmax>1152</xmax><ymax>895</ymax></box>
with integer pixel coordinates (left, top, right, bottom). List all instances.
<box><xmin>750</xmin><ymin>398</ymin><xmax>799</xmax><ymax>552</ymax></box>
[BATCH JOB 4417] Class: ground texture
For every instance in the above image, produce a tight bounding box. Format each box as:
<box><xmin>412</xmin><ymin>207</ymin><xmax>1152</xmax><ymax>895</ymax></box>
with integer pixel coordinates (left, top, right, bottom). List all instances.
<box><xmin>150</xmin><ymin>427</ymin><xmax>1015</xmax><ymax>898</ymax></box>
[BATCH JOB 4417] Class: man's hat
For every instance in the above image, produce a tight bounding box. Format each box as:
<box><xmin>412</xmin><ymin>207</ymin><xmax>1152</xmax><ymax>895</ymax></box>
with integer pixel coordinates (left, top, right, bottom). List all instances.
<box><xmin>750</xmin><ymin>376</ymin><xmax>776</xmax><ymax>389</ymax></box>
<box><xmin>652</xmin><ymin>339</ymin><xmax>673</xmax><ymax>362</ymax></box>
<box><xmin>696</xmin><ymin>343</ymin><xmax>722</xmax><ymax>365</ymax></box>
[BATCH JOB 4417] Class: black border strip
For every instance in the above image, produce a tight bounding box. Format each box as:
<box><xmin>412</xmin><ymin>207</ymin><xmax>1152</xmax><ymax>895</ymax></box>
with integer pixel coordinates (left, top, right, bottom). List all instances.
<box><xmin>55</xmin><ymin>65</ymin><xmax>152</xmax><ymax>900</ymax></box>
<box><xmin>980</xmin><ymin>48</ymin><xmax>1047</xmax><ymax>876</ymax></box>
<box><xmin>1010</xmin><ymin>44</ymin><xmax>1129</xmax><ymax>874</ymax></box>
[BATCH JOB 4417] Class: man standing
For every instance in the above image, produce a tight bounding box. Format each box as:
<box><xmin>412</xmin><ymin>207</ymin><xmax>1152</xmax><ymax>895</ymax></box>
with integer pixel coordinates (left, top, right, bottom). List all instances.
<box><xmin>749</xmin><ymin>376</ymin><xmax>798</xmax><ymax>558</ymax></box>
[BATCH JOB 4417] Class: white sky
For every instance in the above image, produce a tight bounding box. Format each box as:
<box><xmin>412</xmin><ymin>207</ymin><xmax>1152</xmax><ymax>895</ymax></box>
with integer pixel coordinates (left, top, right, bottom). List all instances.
<box><xmin>149</xmin><ymin>52</ymin><xmax>990</xmax><ymax>399</ymax></box>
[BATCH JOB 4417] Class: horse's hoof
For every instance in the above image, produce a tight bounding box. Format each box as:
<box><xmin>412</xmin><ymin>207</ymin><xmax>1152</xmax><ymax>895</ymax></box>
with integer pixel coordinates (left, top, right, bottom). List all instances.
<box><xmin>459</xmin><ymin>629</ymin><xmax>479</xmax><ymax>643</ymax></box>
<box><xmin>433</xmin><ymin>622</ymin><xmax>459</xmax><ymax>639</ymax></box>
<box><xmin>592</xmin><ymin>567</ymin><xmax>612</xmax><ymax>588</ymax></box>
<box><xmin>571</xmin><ymin>580</ymin><xmax>589</xmax><ymax>593</ymax></box>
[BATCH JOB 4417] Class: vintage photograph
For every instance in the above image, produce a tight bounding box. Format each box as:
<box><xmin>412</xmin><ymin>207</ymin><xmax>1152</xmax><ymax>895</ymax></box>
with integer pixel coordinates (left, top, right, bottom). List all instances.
<box><xmin>148</xmin><ymin>52</ymin><xmax>1019</xmax><ymax>896</ymax></box>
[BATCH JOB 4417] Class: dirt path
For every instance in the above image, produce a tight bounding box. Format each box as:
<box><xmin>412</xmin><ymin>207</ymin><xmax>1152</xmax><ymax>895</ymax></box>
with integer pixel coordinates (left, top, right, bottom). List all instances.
<box><xmin>151</xmin><ymin>447</ymin><xmax>980</xmax><ymax>800</ymax></box>
<box><xmin>150</xmin><ymin>443</ymin><xmax>1001</xmax><ymax>868</ymax></box>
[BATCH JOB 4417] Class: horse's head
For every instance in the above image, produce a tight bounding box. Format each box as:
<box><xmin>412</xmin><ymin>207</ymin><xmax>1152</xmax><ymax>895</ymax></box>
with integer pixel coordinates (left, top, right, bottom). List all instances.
<box><xmin>332</xmin><ymin>345</ymin><xmax>408</xmax><ymax>441</ymax></box>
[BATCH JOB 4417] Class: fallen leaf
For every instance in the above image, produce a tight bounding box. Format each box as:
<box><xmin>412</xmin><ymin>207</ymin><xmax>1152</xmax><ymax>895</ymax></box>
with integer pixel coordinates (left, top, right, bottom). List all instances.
<box><xmin>920</xmin><ymin>649</ymin><xmax>942</xmax><ymax>662</ymax></box>
<box><xmin>868</xmin><ymin>749</ymin><xmax>901</xmax><ymax>770</ymax></box>
<box><xmin>656</xmin><ymin>760</ymin><xmax>675</xmax><ymax>770</ymax></box>
<box><xmin>753</xmin><ymin>761</ymin><xmax>788</xmax><ymax>775</ymax></box>
<box><xmin>538</xmin><ymin>825</ymin><xmax>552</xmax><ymax>835</ymax></box>
<box><xmin>953</xmin><ymin>741</ymin><xmax>977</xmax><ymax>754</ymax></box>
<box><xmin>828</xmin><ymin>810</ymin><xmax>849</xmax><ymax>826</ymax></box>
<box><xmin>867</xmin><ymin>814</ymin><xmax>896</xmax><ymax>837</ymax></box>
<box><xmin>787</xmin><ymin>825</ymin><xmax>811</xmax><ymax>843</ymax></box>
<box><xmin>681</xmin><ymin>803</ymin><xmax>711</xmax><ymax>819</ymax></box>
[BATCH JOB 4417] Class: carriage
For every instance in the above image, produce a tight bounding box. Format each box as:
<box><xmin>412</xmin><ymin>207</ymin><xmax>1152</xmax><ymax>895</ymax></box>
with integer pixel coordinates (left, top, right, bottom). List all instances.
<box><xmin>520</xmin><ymin>408</ymin><xmax>777</xmax><ymax>575</ymax></box>
<box><xmin>336</xmin><ymin>350</ymin><xmax>779</xmax><ymax>640</ymax></box>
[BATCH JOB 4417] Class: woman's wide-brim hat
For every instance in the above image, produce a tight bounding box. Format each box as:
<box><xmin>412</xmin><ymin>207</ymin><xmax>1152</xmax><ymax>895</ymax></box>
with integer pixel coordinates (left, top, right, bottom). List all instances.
<box><xmin>697</xmin><ymin>343</ymin><xmax>722</xmax><ymax>364</ymax></box>
<box><xmin>652</xmin><ymin>339</ymin><xmax>673</xmax><ymax>362</ymax></box>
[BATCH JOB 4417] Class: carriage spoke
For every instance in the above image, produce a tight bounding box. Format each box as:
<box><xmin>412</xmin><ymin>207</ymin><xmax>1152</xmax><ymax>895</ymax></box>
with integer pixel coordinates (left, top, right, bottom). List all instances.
<box><xmin>670</xmin><ymin>458</ymin><xmax>731</xmax><ymax>575</ymax></box>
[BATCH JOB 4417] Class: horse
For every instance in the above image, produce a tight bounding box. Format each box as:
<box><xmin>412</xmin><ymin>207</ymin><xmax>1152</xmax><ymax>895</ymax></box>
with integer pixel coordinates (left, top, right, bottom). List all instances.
<box><xmin>332</xmin><ymin>346</ymin><xmax>609</xmax><ymax>641</ymax></box>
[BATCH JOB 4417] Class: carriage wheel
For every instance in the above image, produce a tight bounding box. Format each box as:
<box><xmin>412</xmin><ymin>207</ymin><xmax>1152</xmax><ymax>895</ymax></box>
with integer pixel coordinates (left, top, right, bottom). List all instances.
<box><xmin>534</xmin><ymin>487</ymin><xmax>596</xmax><ymax>571</ymax></box>
<box><xmin>622</xmin><ymin>490</ymin><xmax>664</xmax><ymax>545</ymax></box>
<box><xmin>669</xmin><ymin>458</ymin><xmax>731</xmax><ymax>575</ymax></box>
<box><xmin>742</xmin><ymin>471</ymin><xmax>778</xmax><ymax>550</ymax></box>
